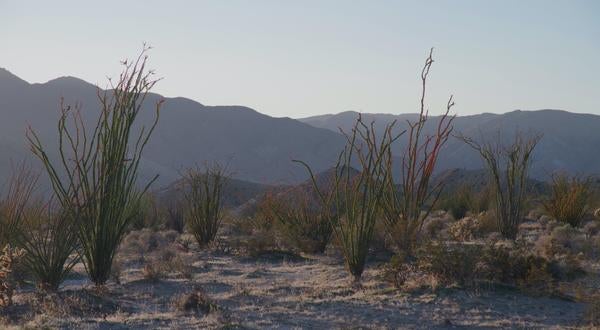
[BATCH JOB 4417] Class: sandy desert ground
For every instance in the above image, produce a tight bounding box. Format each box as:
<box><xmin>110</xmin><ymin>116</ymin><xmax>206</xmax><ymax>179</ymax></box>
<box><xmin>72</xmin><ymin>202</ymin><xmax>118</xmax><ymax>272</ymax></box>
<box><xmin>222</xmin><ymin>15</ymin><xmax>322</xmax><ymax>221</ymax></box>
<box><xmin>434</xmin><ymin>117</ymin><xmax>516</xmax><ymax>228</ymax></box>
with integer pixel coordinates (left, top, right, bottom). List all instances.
<box><xmin>2</xmin><ymin>222</ymin><xmax>597</xmax><ymax>329</ymax></box>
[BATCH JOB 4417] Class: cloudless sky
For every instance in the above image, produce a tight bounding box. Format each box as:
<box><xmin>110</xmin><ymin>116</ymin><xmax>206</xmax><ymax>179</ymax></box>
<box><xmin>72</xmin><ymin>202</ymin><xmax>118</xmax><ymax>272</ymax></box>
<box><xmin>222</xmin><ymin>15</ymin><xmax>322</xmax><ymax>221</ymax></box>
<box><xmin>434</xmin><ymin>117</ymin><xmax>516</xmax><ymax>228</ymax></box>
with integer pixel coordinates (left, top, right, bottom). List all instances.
<box><xmin>1</xmin><ymin>0</ymin><xmax>599</xmax><ymax>118</ymax></box>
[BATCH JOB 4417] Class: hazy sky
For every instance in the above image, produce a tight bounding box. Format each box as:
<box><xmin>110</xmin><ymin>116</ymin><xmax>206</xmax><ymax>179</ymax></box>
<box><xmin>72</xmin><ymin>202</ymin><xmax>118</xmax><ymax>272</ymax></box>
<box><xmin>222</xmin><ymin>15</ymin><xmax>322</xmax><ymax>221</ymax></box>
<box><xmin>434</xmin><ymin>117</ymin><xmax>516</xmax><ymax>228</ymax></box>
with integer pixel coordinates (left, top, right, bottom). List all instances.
<box><xmin>1</xmin><ymin>1</ymin><xmax>599</xmax><ymax>118</ymax></box>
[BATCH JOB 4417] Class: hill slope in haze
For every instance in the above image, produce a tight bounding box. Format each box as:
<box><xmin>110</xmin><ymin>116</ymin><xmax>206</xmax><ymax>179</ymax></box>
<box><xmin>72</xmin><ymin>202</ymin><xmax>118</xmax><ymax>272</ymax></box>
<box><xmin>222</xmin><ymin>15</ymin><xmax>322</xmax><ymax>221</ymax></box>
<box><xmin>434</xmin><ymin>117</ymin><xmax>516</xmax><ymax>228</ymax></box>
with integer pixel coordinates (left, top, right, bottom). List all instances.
<box><xmin>300</xmin><ymin>110</ymin><xmax>600</xmax><ymax>179</ymax></box>
<box><xmin>1</xmin><ymin>67</ymin><xmax>599</xmax><ymax>190</ymax></box>
<box><xmin>0</xmin><ymin>68</ymin><xmax>346</xmax><ymax>188</ymax></box>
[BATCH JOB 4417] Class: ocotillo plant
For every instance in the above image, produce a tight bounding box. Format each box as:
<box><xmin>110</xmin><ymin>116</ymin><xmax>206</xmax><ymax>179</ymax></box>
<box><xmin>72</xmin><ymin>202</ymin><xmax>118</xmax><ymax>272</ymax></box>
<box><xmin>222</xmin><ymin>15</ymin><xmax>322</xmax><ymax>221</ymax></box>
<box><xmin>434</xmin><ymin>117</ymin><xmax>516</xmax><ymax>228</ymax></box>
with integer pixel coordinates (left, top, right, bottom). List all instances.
<box><xmin>27</xmin><ymin>47</ymin><xmax>162</xmax><ymax>286</ymax></box>
<box><xmin>381</xmin><ymin>48</ymin><xmax>455</xmax><ymax>256</ymax></box>
<box><xmin>183</xmin><ymin>164</ymin><xmax>227</xmax><ymax>248</ymax></box>
<box><xmin>296</xmin><ymin>116</ymin><xmax>400</xmax><ymax>282</ymax></box>
<box><xmin>461</xmin><ymin>132</ymin><xmax>541</xmax><ymax>239</ymax></box>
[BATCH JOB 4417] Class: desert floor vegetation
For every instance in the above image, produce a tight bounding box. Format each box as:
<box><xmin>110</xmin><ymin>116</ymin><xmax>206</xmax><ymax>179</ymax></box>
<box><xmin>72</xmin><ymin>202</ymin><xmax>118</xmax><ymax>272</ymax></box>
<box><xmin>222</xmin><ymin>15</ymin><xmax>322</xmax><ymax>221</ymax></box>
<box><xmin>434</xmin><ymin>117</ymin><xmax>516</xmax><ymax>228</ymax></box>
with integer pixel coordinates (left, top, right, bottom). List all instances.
<box><xmin>1</xmin><ymin>49</ymin><xmax>599</xmax><ymax>328</ymax></box>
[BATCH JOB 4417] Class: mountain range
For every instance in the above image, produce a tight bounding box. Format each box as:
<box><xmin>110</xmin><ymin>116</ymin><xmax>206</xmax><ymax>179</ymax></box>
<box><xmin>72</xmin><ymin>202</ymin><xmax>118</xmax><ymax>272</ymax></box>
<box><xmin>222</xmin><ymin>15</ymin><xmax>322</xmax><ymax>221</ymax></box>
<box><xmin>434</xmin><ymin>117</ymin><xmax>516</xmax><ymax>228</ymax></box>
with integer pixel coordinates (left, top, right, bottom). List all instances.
<box><xmin>1</xmin><ymin>67</ymin><xmax>599</xmax><ymax>192</ymax></box>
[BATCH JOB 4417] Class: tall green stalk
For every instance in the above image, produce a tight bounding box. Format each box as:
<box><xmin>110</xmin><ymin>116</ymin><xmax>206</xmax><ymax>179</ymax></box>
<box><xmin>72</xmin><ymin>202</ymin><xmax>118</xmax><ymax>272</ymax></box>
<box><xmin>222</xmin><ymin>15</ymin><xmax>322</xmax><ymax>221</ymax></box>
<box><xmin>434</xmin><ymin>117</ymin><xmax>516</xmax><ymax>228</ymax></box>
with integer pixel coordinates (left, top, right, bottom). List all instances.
<box><xmin>27</xmin><ymin>48</ymin><xmax>162</xmax><ymax>286</ymax></box>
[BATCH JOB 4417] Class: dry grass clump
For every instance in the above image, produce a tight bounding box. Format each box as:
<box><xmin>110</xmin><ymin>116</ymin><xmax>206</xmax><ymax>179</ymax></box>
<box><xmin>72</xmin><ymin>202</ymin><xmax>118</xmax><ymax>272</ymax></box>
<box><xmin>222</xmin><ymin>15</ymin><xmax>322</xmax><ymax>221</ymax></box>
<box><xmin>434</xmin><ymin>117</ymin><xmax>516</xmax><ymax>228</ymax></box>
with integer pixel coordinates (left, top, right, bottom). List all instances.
<box><xmin>259</xmin><ymin>189</ymin><xmax>334</xmax><ymax>254</ymax></box>
<box><xmin>543</xmin><ymin>174</ymin><xmax>592</xmax><ymax>227</ymax></box>
<box><xmin>439</xmin><ymin>185</ymin><xmax>474</xmax><ymax>220</ymax></box>
<box><xmin>172</xmin><ymin>287</ymin><xmax>218</xmax><ymax>315</ymax></box>
<box><xmin>130</xmin><ymin>193</ymin><xmax>162</xmax><ymax>231</ymax></box>
<box><xmin>121</xmin><ymin>229</ymin><xmax>179</xmax><ymax>257</ymax></box>
<box><xmin>165</xmin><ymin>202</ymin><xmax>186</xmax><ymax>233</ymax></box>
<box><xmin>33</xmin><ymin>289</ymin><xmax>120</xmax><ymax>318</ymax></box>
<box><xmin>142</xmin><ymin>261</ymin><xmax>166</xmax><ymax>282</ymax></box>
<box><xmin>183</xmin><ymin>164</ymin><xmax>227</xmax><ymax>248</ymax></box>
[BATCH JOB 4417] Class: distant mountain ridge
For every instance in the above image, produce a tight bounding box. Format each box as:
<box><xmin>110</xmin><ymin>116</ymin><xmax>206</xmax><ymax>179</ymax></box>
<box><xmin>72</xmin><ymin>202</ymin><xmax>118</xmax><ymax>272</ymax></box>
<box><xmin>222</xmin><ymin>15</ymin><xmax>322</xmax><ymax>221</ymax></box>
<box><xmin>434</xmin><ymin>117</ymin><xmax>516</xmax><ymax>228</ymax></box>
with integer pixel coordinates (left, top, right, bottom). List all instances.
<box><xmin>300</xmin><ymin>109</ymin><xmax>600</xmax><ymax>180</ymax></box>
<box><xmin>0</xmin><ymin>68</ymin><xmax>346</xmax><ymax>188</ymax></box>
<box><xmin>1</xmin><ymin>67</ymin><xmax>599</xmax><ymax>191</ymax></box>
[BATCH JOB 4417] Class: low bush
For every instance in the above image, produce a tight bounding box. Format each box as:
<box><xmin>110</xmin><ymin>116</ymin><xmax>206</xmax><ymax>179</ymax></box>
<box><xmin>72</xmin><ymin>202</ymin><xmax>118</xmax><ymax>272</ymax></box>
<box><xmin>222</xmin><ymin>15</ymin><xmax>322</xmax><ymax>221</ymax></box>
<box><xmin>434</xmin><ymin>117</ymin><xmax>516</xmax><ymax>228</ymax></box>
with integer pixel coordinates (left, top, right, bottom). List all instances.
<box><xmin>164</xmin><ymin>202</ymin><xmax>185</xmax><ymax>233</ymax></box>
<box><xmin>130</xmin><ymin>193</ymin><xmax>162</xmax><ymax>230</ymax></box>
<box><xmin>183</xmin><ymin>164</ymin><xmax>227</xmax><ymax>248</ymax></box>
<box><xmin>142</xmin><ymin>260</ymin><xmax>165</xmax><ymax>282</ymax></box>
<box><xmin>172</xmin><ymin>287</ymin><xmax>218</xmax><ymax>315</ymax></box>
<box><xmin>447</xmin><ymin>212</ymin><xmax>497</xmax><ymax>241</ymax></box>
<box><xmin>543</xmin><ymin>174</ymin><xmax>592</xmax><ymax>227</ymax></box>
<box><xmin>17</xmin><ymin>206</ymin><xmax>79</xmax><ymax>291</ymax></box>
<box><xmin>259</xmin><ymin>190</ymin><xmax>333</xmax><ymax>254</ymax></box>
<box><xmin>403</xmin><ymin>241</ymin><xmax>578</xmax><ymax>292</ymax></box>
<box><xmin>439</xmin><ymin>185</ymin><xmax>474</xmax><ymax>220</ymax></box>
<box><xmin>416</xmin><ymin>243</ymin><xmax>481</xmax><ymax>287</ymax></box>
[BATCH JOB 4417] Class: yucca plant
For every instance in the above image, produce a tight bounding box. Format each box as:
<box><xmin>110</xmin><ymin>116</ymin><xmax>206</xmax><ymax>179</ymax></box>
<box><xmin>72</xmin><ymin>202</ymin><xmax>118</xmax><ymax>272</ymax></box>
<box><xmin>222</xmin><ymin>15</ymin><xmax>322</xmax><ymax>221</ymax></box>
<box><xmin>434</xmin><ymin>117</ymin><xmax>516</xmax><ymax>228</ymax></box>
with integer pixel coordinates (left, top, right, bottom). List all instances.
<box><xmin>381</xmin><ymin>48</ymin><xmax>455</xmax><ymax>256</ymax></box>
<box><xmin>296</xmin><ymin>116</ymin><xmax>398</xmax><ymax>282</ymax></box>
<box><xmin>27</xmin><ymin>48</ymin><xmax>162</xmax><ymax>286</ymax></box>
<box><xmin>461</xmin><ymin>132</ymin><xmax>541</xmax><ymax>239</ymax></box>
<box><xmin>543</xmin><ymin>173</ymin><xmax>591</xmax><ymax>227</ymax></box>
<box><xmin>183</xmin><ymin>164</ymin><xmax>227</xmax><ymax>248</ymax></box>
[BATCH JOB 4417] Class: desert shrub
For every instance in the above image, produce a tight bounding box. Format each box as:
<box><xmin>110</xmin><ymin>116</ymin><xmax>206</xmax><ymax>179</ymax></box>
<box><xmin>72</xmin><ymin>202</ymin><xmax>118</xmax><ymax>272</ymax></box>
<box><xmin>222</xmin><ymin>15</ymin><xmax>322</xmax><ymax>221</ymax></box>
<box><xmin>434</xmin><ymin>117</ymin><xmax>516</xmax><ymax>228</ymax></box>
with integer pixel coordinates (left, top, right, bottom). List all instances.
<box><xmin>413</xmin><ymin>241</ymin><xmax>568</xmax><ymax>292</ymax></box>
<box><xmin>439</xmin><ymin>185</ymin><xmax>473</xmax><ymax>220</ymax></box>
<box><xmin>416</xmin><ymin>243</ymin><xmax>480</xmax><ymax>287</ymax></box>
<box><xmin>183</xmin><ymin>164</ymin><xmax>227</xmax><ymax>248</ymax></box>
<box><xmin>0</xmin><ymin>166</ymin><xmax>78</xmax><ymax>291</ymax></box>
<box><xmin>461</xmin><ymin>132</ymin><xmax>541</xmax><ymax>239</ymax></box>
<box><xmin>0</xmin><ymin>244</ymin><xmax>25</xmax><ymax>307</ymax></box>
<box><xmin>535</xmin><ymin>224</ymin><xmax>581</xmax><ymax>258</ymax></box>
<box><xmin>27</xmin><ymin>48</ymin><xmax>162</xmax><ymax>286</ymax></box>
<box><xmin>260</xmin><ymin>190</ymin><xmax>333</xmax><ymax>254</ymax></box>
<box><xmin>422</xmin><ymin>216</ymin><xmax>448</xmax><ymax>241</ymax></box>
<box><xmin>472</xmin><ymin>184</ymin><xmax>492</xmax><ymax>214</ymax></box>
<box><xmin>168</xmin><ymin>255</ymin><xmax>193</xmax><ymax>279</ymax></box>
<box><xmin>18</xmin><ymin>206</ymin><xmax>79</xmax><ymax>291</ymax></box>
<box><xmin>543</xmin><ymin>174</ymin><xmax>592</xmax><ymax>227</ymax></box>
<box><xmin>175</xmin><ymin>234</ymin><xmax>194</xmax><ymax>253</ymax></box>
<box><xmin>165</xmin><ymin>201</ymin><xmax>185</xmax><ymax>233</ymax></box>
<box><xmin>447</xmin><ymin>217</ymin><xmax>480</xmax><ymax>241</ymax></box>
<box><xmin>478</xmin><ymin>243</ymin><xmax>552</xmax><ymax>287</ymax></box>
<box><xmin>130</xmin><ymin>193</ymin><xmax>162</xmax><ymax>230</ymax></box>
<box><xmin>172</xmin><ymin>287</ymin><xmax>217</xmax><ymax>315</ymax></box>
<box><xmin>244</xmin><ymin>230</ymin><xmax>282</xmax><ymax>258</ymax></box>
<box><xmin>447</xmin><ymin>213</ymin><xmax>497</xmax><ymax>241</ymax></box>
<box><xmin>142</xmin><ymin>260</ymin><xmax>166</xmax><ymax>282</ymax></box>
